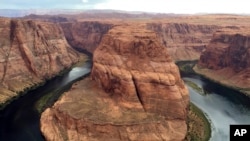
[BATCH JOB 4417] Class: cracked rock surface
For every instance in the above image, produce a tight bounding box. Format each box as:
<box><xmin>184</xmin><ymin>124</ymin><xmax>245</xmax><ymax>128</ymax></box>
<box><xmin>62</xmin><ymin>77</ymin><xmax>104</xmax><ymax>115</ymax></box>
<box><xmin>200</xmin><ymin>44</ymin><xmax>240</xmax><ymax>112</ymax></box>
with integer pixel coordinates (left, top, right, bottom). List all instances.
<box><xmin>41</xmin><ymin>24</ymin><xmax>189</xmax><ymax>141</ymax></box>
<box><xmin>0</xmin><ymin>18</ymin><xmax>79</xmax><ymax>104</ymax></box>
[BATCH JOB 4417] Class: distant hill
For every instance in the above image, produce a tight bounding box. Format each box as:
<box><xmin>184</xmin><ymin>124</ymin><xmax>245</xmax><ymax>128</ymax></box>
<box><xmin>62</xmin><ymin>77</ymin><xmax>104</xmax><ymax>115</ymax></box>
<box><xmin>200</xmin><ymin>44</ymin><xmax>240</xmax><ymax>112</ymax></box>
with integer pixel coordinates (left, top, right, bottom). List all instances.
<box><xmin>0</xmin><ymin>9</ymin><xmax>180</xmax><ymax>18</ymax></box>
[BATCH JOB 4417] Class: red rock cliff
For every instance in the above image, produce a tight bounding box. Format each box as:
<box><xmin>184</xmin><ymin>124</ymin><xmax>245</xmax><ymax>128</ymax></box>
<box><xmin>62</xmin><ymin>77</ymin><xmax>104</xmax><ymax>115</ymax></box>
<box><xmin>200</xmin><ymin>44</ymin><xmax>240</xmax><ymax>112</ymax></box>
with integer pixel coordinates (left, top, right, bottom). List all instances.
<box><xmin>92</xmin><ymin>24</ymin><xmax>189</xmax><ymax>118</ymax></box>
<box><xmin>60</xmin><ymin>21</ymin><xmax>113</xmax><ymax>53</ymax></box>
<box><xmin>195</xmin><ymin>29</ymin><xmax>250</xmax><ymax>94</ymax></box>
<box><xmin>41</xmin><ymin>24</ymin><xmax>189</xmax><ymax>141</ymax></box>
<box><xmin>0</xmin><ymin>18</ymin><xmax>79</xmax><ymax>104</ymax></box>
<box><xmin>147</xmin><ymin>23</ymin><xmax>221</xmax><ymax>61</ymax></box>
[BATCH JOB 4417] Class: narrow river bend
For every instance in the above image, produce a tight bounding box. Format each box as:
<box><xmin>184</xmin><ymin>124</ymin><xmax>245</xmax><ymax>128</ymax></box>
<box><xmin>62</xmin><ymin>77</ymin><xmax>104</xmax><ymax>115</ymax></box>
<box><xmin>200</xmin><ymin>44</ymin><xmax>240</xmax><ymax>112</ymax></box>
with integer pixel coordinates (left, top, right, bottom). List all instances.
<box><xmin>0</xmin><ymin>61</ymin><xmax>250</xmax><ymax>141</ymax></box>
<box><xmin>182</xmin><ymin>73</ymin><xmax>250</xmax><ymax>141</ymax></box>
<box><xmin>0</xmin><ymin>61</ymin><xmax>91</xmax><ymax>141</ymax></box>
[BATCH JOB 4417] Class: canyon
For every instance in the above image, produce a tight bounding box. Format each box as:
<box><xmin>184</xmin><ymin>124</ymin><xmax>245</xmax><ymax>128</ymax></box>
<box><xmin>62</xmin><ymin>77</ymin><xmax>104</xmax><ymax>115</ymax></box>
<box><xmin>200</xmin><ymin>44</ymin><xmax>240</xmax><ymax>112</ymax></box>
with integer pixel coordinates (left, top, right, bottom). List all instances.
<box><xmin>195</xmin><ymin>28</ymin><xmax>250</xmax><ymax>95</ymax></box>
<box><xmin>146</xmin><ymin>22</ymin><xmax>220</xmax><ymax>61</ymax></box>
<box><xmin>60</xmin><ymin>21</ymin><xmax>113</xmax><ymax>53</ymax></box>
<box><xmin>0</xmin><ymin>18</ymin><xmax>80</xmax><ymax>105</ymax></box>
<box><xmin>1</xmin><ymin>12</ymin><xmax>250</xmax><ymax>141</ymax></box>
<box><xmin>58</xmin><ymin>16</ymin><xmax>248</xmax><ymax>61</ymax></box>
<box><xmin>40</xmin><ymin>24</ymin><xmax>189</xmax><ymax>141</ymax></box>
<box><xmin>58</xmin><ymin>20</ymin><xmax>226</xmax><ymax>61</ymax></box>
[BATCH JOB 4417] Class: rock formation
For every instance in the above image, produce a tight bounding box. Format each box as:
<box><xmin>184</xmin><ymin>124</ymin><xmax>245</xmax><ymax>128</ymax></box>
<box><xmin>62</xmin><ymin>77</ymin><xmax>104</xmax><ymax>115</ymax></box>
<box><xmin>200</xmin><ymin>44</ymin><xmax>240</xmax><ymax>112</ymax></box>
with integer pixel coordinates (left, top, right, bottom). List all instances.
<box><xmin>91</xmin><ymin>24</ymin><xmax>189</xmax><ymax>118</ymax></box>
<box><xmin>195</xmin><ymin>29</ymin><xmax>250</xmax><ymax>95</ymax></box>
<box><xmin>60</xmin><ymin>21</ymin><xmax>113</xmax><ymax>53</ymax></box>
<box><xmin>41</xmin><ymin>24</ymin><xmax>189</xmax><ymax>141</ymax></box>
<box><xmin>147</xmin><ymin>23</ymin><xmax>221</xmax><ymax>61</ymax></box>
<box><xmin>60</xmin><ymin>19</ymin><xmax>241</xmax><ymax>61</ymax></box>
<box><xmin>0</xmin><ymin>18</ymin><xmax>79</xmax><ymax>104</ymax></box>
<box><xmin>60</xmin><ymin>21</ymin><xmax>221</xmax><ymax>61</ymax></box>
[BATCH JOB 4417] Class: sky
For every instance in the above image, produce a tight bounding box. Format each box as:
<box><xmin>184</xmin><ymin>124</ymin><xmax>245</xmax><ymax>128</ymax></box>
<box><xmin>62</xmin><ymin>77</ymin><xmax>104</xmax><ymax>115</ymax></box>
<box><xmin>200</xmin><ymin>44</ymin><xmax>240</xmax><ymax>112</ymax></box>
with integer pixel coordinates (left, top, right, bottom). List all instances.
<box><xmin>0</xmin><ymin>0</ymin><xmax>249</xmax><ymax>14</ymax></box>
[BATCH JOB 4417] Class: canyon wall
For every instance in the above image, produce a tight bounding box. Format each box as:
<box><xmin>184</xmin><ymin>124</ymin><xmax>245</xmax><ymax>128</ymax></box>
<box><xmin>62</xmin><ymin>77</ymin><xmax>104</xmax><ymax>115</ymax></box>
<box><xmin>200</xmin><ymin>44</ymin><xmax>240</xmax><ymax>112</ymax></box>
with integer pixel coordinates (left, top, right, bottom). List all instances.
<box><xmin>147</xmin><ymin>23</ymin><xmax>221</xmax><ymax>61</ymax></box>
<box><xmin>61</xmin><ymin>21</ymin><xmax>223</xmax><ymax>61</ymax></box>
<box><xmin>41</xmin><ymin>24</ymin><xmax>189</xmax><ymax>141</ymax></box>
<box><xmin>60</xmin><ymin>21</ymin><xmax>113</xmax><ymax>53</ymax></box>
<box><xmin>195</xmin><ymin>29</ymin><xmax>250</xmax><ymax>95</ymax></box>
<box><xmin>0</xmin><ymin>18</ymin><xmax>79</xmax><ymax>104</ymax></box>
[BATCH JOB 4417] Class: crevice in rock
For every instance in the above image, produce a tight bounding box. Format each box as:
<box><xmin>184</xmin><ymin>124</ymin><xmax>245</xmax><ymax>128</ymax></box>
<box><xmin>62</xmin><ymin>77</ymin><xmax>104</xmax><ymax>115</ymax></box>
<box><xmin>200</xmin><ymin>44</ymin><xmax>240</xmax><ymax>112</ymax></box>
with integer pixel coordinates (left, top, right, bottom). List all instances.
<box><xmin>16</xmin><ymin>26</ymin><xmax>39</xmax><ymax>77</ymax></box>
<box><xmin>1</xmin><ymin>20</ymin><xmax>16</xmax><ymax>83</ymax></box>
<box><xmin>131</xmin><ymin>75</ymin><xmax>145</xmax><ymax>111</ymax></box>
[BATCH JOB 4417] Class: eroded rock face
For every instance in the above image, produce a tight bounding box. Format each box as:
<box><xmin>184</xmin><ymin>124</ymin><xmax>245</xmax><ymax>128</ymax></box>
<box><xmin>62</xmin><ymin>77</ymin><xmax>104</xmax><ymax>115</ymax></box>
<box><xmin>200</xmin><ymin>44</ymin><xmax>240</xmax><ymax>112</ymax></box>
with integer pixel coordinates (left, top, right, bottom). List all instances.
<box><xmin>41</xmin><ymin>78</ymin><xmax>188</xmax><ymax>141</ymax></box>
<box><xmin>91</xmin><ymin>24</ymin><xmax>189</xmax><ymax>119</ymax></box>
<box><xmin>195</xmin><ymin>29</ymin><xmax>250</xmax><ymax>94</ymax></box>
<box><xmin>60</xmin><ymin>21</ymin><xmax>113</xmax><ymax>53</ymax></box>
<box><xmin>0</xmin><ymin>18</ymin><xmax>79</xmax><ymax>104</ymax></box>
<box><xmin>147</xmin><ymin>23</ymin><xmax>221</xmax><ymax>61</ymax></box>
<box><xmin>41</xmin><ymin>24</ymin><xmax>189</xmax><ymax>141</ymax></box>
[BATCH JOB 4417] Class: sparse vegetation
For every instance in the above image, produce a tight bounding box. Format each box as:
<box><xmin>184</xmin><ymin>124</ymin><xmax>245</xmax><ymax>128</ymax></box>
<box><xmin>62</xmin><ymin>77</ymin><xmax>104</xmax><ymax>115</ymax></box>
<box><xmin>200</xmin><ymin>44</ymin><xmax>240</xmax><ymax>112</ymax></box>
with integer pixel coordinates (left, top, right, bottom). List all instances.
<box><xmin>185</xmin><ymin>80</ymin><xmax>206</xmax><ymax>95</ymax></box>
<box><xmin>176</xmin><ymin>61</ymin><xmax>211</xmax><ymax>141</ymax></box>
<box><xmin>35</xmin><ymin>56</ymin><xmax>89</xmax><ymax>113</ymax></box>
<box><xmin>176</xmin><ymin>60</ymin><xmax>198</xmax><ymax>74</ymax></box>
<box><xmin>186</xmin><ymin>103</ymin><xmax>211</xmax><ymax>141</ymax></box>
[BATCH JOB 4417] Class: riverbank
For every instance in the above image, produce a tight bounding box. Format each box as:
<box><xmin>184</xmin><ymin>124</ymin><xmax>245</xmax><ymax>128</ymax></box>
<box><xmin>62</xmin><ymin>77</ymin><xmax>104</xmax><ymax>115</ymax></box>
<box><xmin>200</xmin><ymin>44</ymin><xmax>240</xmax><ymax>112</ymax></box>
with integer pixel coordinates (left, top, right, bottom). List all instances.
<box><xmin>193</xmin><ymin>65</ymin><xmax>250</xmax><ymax>97</ymax></box>
<box><xmin>186</xmin><ymin>102</ymin><xmax>211</xmax><ymax>141</ymax></box>
<box><xmin>177</xmin><ymin>60</ymin><xmax>250</xmax><ymax>97</ymax></box>
<box><xmin>0</xmin><ymin>55</ymin><xmax>91</xmax><ymax>141</ymax></box>
<box><xmin>0</xmin><ymin>53</ymin><xmax>88</xmax><ymax>110</ymax></box>
<box><xmin>176</xmin><ymin>61</ymin><xmax>211</xmax><ymax>141</ymax></box>
<box><xmin>35</xmin><ymin>58</ymin><xmax>91</xmax><ymax>113</ymax></box>
<box><xmin>177</xmin><ymin>60</ymin><xmax>250</xmax><ymax>141</ymax></box>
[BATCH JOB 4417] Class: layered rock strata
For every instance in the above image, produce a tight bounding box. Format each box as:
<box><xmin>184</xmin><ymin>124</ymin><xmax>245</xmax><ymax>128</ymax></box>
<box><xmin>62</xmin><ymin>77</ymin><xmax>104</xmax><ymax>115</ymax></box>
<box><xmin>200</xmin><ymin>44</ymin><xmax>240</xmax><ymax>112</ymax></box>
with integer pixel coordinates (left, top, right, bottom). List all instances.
<box><xmin>0</xmin><ymin>18</ymin><xmax>79</xmax><ymax>104</ymax></box>
<box><xmin>147</xmin><ymin>23</ymin><xmax>221</xmax><ymax>61</ymax></box>
<box><xmin>41</xmin><ymin>24</ymin><xmax>189</xmax><ymax>141</ymax></box>
<box><xmin>91</xmin><ymin>24</ymin><xmax>189</xmax><ymax>118</ymax></box>
<box><xmin>195</xmin><ymin>29</ymin><xmax>250</xmax><ymax>95</ymax></box>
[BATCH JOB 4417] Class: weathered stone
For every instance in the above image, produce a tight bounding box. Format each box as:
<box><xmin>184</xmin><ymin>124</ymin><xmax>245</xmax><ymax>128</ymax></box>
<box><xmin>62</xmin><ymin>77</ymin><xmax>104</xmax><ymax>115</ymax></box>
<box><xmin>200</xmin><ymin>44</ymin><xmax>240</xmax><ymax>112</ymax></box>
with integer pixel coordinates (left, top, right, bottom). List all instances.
<box><xmin>60</xmin><ymin>21</ymin><xmax>113</xmax><ymax>53</ymax></box>
<box><xmin>41</xmin><ymin>24</ymin><xmax>189</xmax><ymax>141</ymax></box>
<box><xmin>147</xmin><ymin>23</ymin><xmax>221</xmax><ymax>61</ymax></box>
<box><xmin>195</xmin><ymin>29</ymin><xmax>250</xmax><ymax>94</ymax></box>
<box><xmin>0</xmin><ymin>18</ymin><xmax>79</xmax><ymax>103</ymax></box>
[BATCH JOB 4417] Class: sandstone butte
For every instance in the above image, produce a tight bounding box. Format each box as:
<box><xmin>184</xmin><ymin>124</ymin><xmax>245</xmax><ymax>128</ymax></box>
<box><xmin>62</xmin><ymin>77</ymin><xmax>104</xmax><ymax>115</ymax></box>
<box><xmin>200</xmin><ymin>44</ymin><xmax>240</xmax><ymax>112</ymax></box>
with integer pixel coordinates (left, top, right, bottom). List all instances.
<box><xmin>194</xmin><ymin>28</ymin><xmax>250</xmax><ymax>95</ymax></box>
<box><xmin>40</xmin><ymin>24</ymin><xmax>189</xmax><ymax>141</ymax></box>
<box><xmin>0</xmin><ymin>18</ymin><xmax>79</xmax><ymax>105</ymax></box>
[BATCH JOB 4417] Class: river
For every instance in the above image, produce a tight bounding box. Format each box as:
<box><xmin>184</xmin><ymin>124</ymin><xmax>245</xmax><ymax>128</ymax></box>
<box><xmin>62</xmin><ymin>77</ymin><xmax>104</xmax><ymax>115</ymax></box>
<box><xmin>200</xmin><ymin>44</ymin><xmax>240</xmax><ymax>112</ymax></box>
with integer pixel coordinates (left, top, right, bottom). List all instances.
<box><xmin>0</xmin><ymin>61</ymin><xmax>91</xmax><ymax>141</ymax></box>
<box><xmin>182</xmin><ymin>73</ymin><xmax>250</xmax><ymax>141</ymax></box>
<box><xmin>0</xmin><ymin>61</ymin><xmax>250</xmax><ymax>141</ymax></box>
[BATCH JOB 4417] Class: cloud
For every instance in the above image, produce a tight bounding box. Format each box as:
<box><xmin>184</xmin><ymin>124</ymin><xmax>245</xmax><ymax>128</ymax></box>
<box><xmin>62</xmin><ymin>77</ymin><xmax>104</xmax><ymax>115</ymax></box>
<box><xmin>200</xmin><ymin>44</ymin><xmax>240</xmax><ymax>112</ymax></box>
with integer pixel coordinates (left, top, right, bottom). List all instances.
<box><xmin>82</xmin><ymin>0</ymin><xmax>89</xmax><ymax>3</ymax></box>
<box><xmin>0</xmin><ymin>0</ymin><xmax>107</xmax><ymax>9</ymax></box>
<box><xmin>0</xmin><ymin>0</ymin><xmax>249</xmax><ymax>13</ymax></box>
<box><xmin>94</xmin><ymin>0</ymin><xmax>250</xmax><ymax>14</ymax></box>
